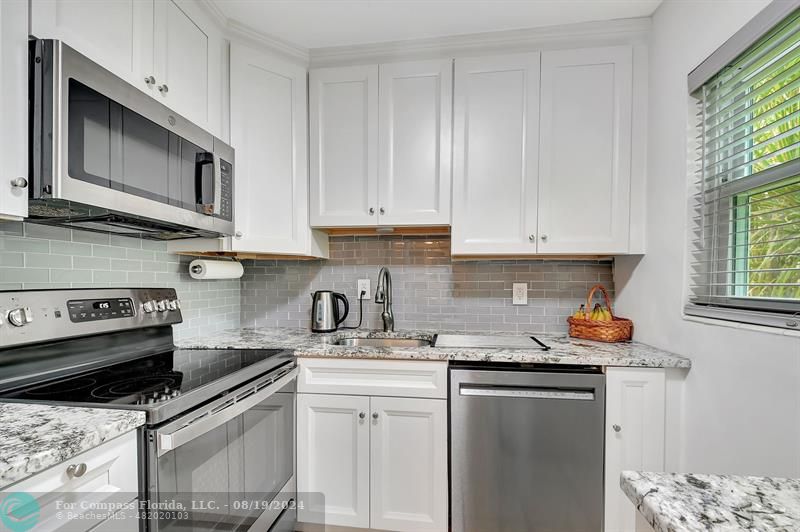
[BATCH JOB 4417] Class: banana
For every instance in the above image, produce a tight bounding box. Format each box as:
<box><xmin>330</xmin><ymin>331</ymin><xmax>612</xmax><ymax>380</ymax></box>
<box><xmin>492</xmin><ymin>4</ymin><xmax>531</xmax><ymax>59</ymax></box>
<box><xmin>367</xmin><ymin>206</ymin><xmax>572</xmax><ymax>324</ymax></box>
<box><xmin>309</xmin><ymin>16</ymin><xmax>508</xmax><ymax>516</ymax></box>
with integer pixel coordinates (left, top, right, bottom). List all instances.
<box><xmin>572</xmin><ymin>304</ymin><xmax>586</xmax><ymax>319</ymax></box>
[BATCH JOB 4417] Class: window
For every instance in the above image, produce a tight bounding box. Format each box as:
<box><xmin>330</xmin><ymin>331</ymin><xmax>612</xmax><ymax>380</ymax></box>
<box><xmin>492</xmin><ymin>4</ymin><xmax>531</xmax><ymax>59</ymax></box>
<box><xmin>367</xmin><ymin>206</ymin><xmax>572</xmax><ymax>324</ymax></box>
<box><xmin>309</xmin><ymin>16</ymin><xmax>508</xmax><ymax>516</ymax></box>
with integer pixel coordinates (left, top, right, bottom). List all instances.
<box><xmin>687</xmin><ymin>9</ymin><xmax>800</xmax><ymax>329</ymax></box>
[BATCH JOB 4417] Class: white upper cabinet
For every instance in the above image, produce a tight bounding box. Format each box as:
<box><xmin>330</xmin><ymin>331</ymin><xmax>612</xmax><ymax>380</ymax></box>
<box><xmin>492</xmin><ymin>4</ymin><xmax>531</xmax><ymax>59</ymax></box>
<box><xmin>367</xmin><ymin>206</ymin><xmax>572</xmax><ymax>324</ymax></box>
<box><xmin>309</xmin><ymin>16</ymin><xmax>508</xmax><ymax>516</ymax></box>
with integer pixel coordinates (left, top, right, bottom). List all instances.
<box><xmin>310</xmin><ymin>65</ymin><xmax>380</xmax><ymax>227</ymax></box>
<box><xmin>0</xmin><ymin>0</ymin><xmax>28</xmax><ymax>220</ymax></box>
<box><xmin>537</xmin><ymin>45</ymin><xmax>633</xmax><ymax>254</ymax></box>
<box><xmin>30</xmin><ymin>0</ymin><xmax>153</xmax><ymax>89</ymax></box>
<box><xmin>30</xmin><ymin>0</ymin><xmax>222</xmax><ymax>136</ymax></box>
<box><xmin>377</xmin><ymin>60</ymin><xmax>452</xmax><ymax>226</ymax></box>
<box><xmin>153</xmin><ymin>0</ymin><xmax>209</xmax><ymax>127</ymax></box>
<box><xmin>229</xmin><ymin>44</ymin><xmax>326</xmax><ymax>257</ymax></box>
<box><xmin>451</xmin><ymin>53</ymin><xmax>541</xmax><ymax>255</ymax></box>
<box><xmin>310</xmin><ymin>60</ymin><xmax>453</xmax><ymax>227</ymax></box>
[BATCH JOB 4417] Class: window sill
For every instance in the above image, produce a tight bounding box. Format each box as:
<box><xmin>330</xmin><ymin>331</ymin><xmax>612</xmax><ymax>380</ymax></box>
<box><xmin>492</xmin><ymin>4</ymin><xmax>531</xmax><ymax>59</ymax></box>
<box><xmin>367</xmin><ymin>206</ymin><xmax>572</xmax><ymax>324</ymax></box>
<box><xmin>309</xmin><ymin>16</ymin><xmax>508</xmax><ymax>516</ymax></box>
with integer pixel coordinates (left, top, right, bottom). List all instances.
<box><xmin>682</xmin><ymin>313</ymin><xmax>800</xmax><ymax>338</ymax></box>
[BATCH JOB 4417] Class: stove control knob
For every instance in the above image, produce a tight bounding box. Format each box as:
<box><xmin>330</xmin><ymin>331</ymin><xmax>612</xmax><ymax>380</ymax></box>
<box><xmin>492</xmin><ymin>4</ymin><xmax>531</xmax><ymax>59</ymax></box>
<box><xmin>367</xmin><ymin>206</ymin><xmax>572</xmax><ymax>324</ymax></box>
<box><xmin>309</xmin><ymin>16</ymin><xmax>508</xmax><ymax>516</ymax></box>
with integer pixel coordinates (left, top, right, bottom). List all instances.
<box><xmin>167</xmin><ymin>300</ymin><xmax>178</xmax><ymax>311</ymax></box>
<box><xmin>142</xmin><ymin>300</ymin><xmax>156</xmax><ymax>313</ymax></box>
<box><xmin>170</xmin><ymin>390</ymin><xmax>180</xmax><ymax>398</ymax></box>
<box><xmin>174</xmin><ymin>299</ymin><xmax>181</xmax><ymax>310</ymax></box>
<box><xmin>156</xmin><ymin>300</ymin><xmax>168</xmax><ymax>312</ymax></box>
<box><xmin>7</xmin><ymin>307</ymin><xmax>33</xmax><ymax>327</ymax></box>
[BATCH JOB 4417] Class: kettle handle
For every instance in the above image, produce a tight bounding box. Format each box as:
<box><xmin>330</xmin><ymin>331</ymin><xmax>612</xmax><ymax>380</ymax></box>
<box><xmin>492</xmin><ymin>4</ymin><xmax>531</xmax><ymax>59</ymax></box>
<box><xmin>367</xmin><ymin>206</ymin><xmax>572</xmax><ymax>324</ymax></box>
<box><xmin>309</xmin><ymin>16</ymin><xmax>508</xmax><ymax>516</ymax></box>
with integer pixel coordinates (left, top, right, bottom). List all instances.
<box><xmin>333</xmin><ymin>292</ymin><xmax>349</xmax><ymax>326</ymax></box>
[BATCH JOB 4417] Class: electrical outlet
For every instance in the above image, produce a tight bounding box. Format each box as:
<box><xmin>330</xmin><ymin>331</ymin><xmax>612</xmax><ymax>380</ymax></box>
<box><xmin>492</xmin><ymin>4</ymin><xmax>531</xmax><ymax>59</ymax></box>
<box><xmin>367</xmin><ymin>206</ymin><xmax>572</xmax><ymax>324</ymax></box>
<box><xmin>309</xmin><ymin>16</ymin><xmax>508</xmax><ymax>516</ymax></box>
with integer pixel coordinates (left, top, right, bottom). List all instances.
<box><xmin>357</xmin><ymin>279</ymin><xmax>371</xmax><ymax>300</ymax></box>
<box><xmin>512</xmin><ymin>283</ymin><xmax>528</xmax><ymax>305</ymax></box>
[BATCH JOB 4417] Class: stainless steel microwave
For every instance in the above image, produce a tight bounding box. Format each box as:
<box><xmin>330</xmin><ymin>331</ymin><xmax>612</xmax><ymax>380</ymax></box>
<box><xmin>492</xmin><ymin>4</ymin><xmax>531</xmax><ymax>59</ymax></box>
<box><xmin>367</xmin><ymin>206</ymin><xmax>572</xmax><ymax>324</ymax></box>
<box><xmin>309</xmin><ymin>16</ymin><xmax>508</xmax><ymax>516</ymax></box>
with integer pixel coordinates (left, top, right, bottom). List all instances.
<box><xmin>28</xmin><ymin>39</ymin><xmax>234</xmax><ymax>240</ymax></box>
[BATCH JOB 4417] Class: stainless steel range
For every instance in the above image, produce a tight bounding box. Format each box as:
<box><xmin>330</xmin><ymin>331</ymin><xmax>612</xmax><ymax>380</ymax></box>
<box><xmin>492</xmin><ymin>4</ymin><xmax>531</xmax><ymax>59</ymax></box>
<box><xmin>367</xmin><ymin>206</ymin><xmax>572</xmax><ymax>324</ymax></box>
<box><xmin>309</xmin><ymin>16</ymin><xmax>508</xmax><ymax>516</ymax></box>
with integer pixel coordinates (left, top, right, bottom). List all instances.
<box><xmin>0</xmin><ymin>288</ymin><xmax>296</xmax><ymax>532</ymax></box>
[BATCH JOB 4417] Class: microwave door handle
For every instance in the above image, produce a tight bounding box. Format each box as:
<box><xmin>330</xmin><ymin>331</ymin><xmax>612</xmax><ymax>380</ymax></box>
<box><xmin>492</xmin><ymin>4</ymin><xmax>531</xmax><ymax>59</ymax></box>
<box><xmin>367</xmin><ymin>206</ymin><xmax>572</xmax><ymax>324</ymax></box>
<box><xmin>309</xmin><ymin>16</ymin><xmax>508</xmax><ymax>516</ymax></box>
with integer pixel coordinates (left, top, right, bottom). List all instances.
<box><xmin>156</xmin><ymin>367</ymin><xmax>297</xmax><ymax>456</ymax></box>
<box><xmin>212</xmin><ymin>155</ymin><xmax>222</xmax><ymax>216</ymax></box>
<box><xmin>194</xmin><ymin>152</ymin><xmax>217</xmax><ymax>215</ymax></box>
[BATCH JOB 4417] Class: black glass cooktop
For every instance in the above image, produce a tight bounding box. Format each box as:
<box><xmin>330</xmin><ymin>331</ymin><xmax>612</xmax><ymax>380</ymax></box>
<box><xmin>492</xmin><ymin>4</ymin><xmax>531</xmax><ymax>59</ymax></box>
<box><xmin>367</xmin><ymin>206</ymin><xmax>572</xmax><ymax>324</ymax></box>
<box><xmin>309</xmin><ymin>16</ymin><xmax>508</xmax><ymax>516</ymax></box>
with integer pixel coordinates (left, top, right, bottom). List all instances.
<box><xmin>0</xmin><ymin>349</ymin><xmax>286</xmax><ymax>406</ymax></box>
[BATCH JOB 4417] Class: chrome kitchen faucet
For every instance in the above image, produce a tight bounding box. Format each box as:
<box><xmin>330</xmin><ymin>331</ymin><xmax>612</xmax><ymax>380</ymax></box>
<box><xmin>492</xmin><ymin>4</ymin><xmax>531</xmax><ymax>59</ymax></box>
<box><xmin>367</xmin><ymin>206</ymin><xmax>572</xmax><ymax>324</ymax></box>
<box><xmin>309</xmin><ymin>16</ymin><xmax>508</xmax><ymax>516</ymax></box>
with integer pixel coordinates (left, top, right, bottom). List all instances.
<box><xmin>375</xmin><ymin>267</ymin><xmax>394</xmax><ymax>332</ymax></box>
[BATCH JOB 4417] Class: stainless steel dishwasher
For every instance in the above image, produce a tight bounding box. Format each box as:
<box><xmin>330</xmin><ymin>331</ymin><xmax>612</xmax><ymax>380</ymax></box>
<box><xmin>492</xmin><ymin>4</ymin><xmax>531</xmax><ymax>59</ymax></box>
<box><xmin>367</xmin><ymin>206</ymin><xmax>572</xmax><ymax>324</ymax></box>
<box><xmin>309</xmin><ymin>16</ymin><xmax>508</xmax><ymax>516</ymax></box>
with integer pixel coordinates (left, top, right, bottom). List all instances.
<box><xmin>450</xmin><ymin>364</ymin><xmax>605</xmax><ymax>532</ymax></box>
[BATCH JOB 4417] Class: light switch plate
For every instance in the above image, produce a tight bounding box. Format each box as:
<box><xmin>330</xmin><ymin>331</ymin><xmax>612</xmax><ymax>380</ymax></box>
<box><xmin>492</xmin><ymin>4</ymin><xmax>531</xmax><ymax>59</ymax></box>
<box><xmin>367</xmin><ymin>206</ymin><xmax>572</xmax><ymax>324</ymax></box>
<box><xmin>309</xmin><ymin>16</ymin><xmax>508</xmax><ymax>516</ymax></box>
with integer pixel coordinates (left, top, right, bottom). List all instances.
<box><xmin>357</xmin><ymin>279</ymin><xmax>371</xmax><ymax>300</ymax></box>
<box><xmin>512</xmin><ymin>283</ymin><xmax>528</xmax><ymax>305</ymax></box>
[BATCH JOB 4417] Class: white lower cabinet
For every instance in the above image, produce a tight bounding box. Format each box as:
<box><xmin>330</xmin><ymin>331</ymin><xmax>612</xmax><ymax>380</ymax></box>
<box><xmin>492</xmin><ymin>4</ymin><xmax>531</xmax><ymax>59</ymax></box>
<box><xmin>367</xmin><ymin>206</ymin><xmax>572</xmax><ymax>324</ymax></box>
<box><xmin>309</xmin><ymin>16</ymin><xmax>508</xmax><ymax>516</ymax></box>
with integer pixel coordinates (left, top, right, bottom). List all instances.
<box><xmin>604</xmin><ymin>367</ymin><xmax>666</xmax><ymax>532</ymax></box>
<box><xmin>2</xmin><ymin>431</ymin><xmax>139</xmax><ymax>532</ymax></box>
<box><xmin>298</xmin><ymin>393</ymin><xmax>371</xmax><ymax>528</ymax></box>
<box><xmin>297</xmin><ymin>360</ymin><xmax>448</xmax><ymax>532</ymax></box>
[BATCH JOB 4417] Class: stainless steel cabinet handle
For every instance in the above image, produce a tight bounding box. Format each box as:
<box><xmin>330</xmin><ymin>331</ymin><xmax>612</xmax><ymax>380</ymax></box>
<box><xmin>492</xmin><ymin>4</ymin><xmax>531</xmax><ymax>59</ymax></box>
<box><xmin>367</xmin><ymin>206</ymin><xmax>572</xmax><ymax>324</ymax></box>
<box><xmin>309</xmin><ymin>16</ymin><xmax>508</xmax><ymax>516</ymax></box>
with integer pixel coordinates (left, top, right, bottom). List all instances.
<box><xmin>379</xmin><ymin>207</ymin><xmax>385</xmax><ymax>215</ymax></box>
<box><xmin>66</xmin><ymin>463</ymin><xmax>87</xmax><ymax>478</ymax></box>
<box><xmin>10</xmin><ymin>177</ymin><xmax>27</xmax><ymax>188</ymax></box>
<box><xmin>158</xmin><ymin>84</ymin><xmax>169</xmax><ymax>94</ymax></box>
<box><xmin>528</xmin><ymin>234</ymin><xmax>536</xmax><ymax>242</ymax></box>
<box><xmin>369</xmin><ymin>207</ymin><xmax>375</xmax><ymax>215</ymax></box>
<box><xmin>359</xmin><ymin>412</ymin><xmax>366</xmax><ymax>419</ymax></box>
<box><xmin>144</xmin><ymin>75</ymin><xmax>155</xmax><ymax>85</ymax></box>
<box><xmin>612</xmin><ymin>424</ymin><xmax>622</xmax><ymax>433</ymax></box>
<box><xmin>372</xmin><ymin>412</ymin><xmax>379</xmax><ymax>420</ymax></box>
<box><xmin>540</xmin><ymin>234</ymin><xmax>549</xmax><ymax>242</ymax></box>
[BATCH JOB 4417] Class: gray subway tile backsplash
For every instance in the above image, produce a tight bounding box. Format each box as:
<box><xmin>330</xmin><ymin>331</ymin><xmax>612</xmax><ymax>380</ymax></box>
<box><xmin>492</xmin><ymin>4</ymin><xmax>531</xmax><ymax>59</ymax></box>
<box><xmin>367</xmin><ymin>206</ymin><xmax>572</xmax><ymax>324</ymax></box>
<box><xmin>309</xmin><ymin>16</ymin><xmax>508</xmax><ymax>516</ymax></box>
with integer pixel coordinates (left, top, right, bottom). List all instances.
<box><xmin>241</xmin><ymin>235</ymin><xmax>614</xmax><ymax>334</ymax></box>
<box><xmin>1</xmin><ymin>227</ymin><xmax>614</xmax><ymax>338</ymax></box>
<box><xmin>0</xmin><ymin>221</ymin><xmax>240</xmax><ymax>340</ymax></box>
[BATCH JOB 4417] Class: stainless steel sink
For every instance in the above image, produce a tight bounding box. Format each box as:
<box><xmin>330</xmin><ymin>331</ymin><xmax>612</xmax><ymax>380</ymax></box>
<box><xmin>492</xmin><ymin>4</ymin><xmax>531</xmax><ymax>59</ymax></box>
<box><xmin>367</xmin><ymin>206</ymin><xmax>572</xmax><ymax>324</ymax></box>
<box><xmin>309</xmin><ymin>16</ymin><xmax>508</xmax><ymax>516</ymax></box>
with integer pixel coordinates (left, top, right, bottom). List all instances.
<box><xmin>334</xmin><ymin>337</ymin><xmax>431</xmax><ymax>348</ymax></box>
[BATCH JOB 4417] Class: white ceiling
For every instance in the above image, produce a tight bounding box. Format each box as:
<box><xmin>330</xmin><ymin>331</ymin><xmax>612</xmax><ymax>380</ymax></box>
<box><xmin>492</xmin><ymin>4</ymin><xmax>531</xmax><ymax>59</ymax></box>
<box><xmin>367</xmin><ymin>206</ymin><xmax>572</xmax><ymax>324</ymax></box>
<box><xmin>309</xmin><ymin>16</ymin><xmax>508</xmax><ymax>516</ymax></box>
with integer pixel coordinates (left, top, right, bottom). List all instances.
<box><xmin>210</xmin><ymin>0</ymin><xmax>663</xmax><ymax>49</ymax></box>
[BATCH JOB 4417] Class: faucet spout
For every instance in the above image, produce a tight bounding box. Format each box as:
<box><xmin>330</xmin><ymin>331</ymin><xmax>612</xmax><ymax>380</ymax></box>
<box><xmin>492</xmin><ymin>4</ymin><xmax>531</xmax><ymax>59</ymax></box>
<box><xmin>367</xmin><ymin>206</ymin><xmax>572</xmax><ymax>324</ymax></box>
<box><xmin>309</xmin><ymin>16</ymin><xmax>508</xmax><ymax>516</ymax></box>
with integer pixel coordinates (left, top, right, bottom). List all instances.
<box><xmin>375</xmin><ymin>267</ymin><xmax>394</xmax><ymax>332</ymax></box>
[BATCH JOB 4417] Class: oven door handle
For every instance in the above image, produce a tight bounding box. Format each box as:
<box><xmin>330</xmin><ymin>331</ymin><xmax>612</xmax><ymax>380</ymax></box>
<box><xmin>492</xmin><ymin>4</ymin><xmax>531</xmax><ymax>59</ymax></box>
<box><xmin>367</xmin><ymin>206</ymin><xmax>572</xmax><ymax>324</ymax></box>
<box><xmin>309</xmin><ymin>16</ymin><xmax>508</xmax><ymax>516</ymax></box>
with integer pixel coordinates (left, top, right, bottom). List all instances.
<box><xmin>156</xmin><ymin>367</ymin><xmax>297</xmax><ymax>456</ymax></box>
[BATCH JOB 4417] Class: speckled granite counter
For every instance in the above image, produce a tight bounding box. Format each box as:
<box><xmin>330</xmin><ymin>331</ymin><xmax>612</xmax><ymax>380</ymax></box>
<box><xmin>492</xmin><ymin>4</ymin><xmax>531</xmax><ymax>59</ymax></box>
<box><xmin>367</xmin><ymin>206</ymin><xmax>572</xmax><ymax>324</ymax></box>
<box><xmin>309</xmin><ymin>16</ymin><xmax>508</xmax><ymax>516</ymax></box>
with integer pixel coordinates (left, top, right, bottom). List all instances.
<box><xmin>0</xmin><ymin>403</ymin><xmax>145</xmax><ymax>489</ymax></box>
<box><xmin>621</xmin><ymin>471</ymin><xmax>800</xmax><ymax>531</ymax></box>
<box><xmin>177</xmin><ymin>327</ymin><xmax>691</xmax><ymax>368</ymax></box>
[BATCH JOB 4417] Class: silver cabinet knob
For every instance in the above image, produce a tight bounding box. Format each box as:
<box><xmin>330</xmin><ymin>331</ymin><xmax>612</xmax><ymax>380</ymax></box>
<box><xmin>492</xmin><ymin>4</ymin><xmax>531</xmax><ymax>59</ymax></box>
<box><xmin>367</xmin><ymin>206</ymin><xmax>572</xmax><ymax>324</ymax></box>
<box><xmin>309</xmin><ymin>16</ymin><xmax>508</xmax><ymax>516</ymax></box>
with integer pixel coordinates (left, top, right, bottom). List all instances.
<box><xmin>540</xmin><ymin>234</ymin><xmax>549</xmax><ymax>242</ymax></box>
<box><xmin>10</xmin><ymin>177</ymin><xmax>27</xmax><ymax>188</ymax></box>
<box><xmin>66</xmin><ymin>463</ymin><xmax>87</xmax><ymax>478</ymax></box>
<box><xmin>359</xmin><ymin>412</ymin><xmax>366</xmax><ymax>419</ymax></box>
<box><xmin>7</xmin><ymin>307</ymin><xmax>32</xmax><ymax>327</ymax></box>
<box><xmin>144</xmin><ymin>75</ymin><xmax>156</xmax><ymax>86</ymax></box>
<box><xmin>369</xmin><ymin>207</ymin><xmax>375</xmax><ymax>215</ymax></box>
<box><xmin>528</xmin><ymin>234</ymin><xmax>536</xmax><ymax>242</ymax></box>
<box><xmin>372</xmin><ymin>412</ymin><xmax>379</xmax><ymax>420</ymax></box>
<box><xmin>234</xmin><ymin>231</ymin><xmax>243</xmax><ymax>238</ymax></box>
<box><xmin>613</xmin><ymin>424</ymin><xmax>622</xmax><ymax>433</ymax></box>
<box><xmin>379</xmin><ymin>207</ymin><xmax>385</xmax><ymax>215</ymax></box>
<box><xmin>158</xmin><ymin>84</ymin><xmax>169</xmax><ymax>94</ymax></box>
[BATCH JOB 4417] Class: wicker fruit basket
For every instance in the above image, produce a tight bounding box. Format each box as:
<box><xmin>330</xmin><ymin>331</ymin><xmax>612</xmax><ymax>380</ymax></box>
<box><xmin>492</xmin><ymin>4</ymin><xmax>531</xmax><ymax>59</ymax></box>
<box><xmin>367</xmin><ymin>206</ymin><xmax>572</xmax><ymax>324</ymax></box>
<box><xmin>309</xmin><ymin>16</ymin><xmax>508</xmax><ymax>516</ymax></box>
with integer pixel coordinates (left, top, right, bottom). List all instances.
<box><xmin>567</xmin><ymin>284</ymin><xmax>633</xmax><ymax>343</ymax></box>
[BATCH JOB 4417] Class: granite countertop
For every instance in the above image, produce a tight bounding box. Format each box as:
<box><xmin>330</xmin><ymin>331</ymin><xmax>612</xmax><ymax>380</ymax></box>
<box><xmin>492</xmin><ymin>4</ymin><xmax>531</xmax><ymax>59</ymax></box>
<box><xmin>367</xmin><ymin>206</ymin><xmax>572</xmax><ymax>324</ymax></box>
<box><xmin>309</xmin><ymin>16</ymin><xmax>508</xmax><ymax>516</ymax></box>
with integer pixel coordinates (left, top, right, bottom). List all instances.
<box><xmin>0</xmin><ymin>403</ymin><xmax>145</xmax><ymax>489</ymax></box>
<box><xmin>177</xmin><ymin>327</ymin><xmax>691</xmax><ymax>368</ymax></box>
<box><xmin>621</xmin><ymin>471</ymin><xmax>800</xmax><ymax>531</ymax></box>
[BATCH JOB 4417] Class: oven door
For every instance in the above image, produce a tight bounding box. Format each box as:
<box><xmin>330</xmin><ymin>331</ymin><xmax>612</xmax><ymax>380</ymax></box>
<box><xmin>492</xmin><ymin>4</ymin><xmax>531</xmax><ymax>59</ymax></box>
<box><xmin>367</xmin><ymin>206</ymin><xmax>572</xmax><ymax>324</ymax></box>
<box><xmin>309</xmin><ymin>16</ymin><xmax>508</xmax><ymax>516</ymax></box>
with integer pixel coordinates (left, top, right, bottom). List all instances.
<box><xmin>31</xmin><ymin>39</ymin><xmax>234</xmax><ymax>235</ymax></box>
<box><xmin>145</xmin><ymin>367</ymin><xmax>297</xmax><ymax>532</ymax></box>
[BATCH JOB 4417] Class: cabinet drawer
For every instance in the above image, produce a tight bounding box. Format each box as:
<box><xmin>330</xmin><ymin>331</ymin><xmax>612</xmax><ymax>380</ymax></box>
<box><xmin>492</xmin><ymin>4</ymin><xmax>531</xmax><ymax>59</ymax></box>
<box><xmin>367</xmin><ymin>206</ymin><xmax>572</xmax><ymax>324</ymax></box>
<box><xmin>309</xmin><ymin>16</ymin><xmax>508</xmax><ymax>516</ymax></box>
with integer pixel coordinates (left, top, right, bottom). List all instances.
<box><xmin>298</xmin><ymin>358</ymin><xmax>448</xmax><ymax>399</ymax></box>
<box><xmin>4</xmin><ymin>431</ymin><xmax>139</xmax><ymax>532</ymax></box>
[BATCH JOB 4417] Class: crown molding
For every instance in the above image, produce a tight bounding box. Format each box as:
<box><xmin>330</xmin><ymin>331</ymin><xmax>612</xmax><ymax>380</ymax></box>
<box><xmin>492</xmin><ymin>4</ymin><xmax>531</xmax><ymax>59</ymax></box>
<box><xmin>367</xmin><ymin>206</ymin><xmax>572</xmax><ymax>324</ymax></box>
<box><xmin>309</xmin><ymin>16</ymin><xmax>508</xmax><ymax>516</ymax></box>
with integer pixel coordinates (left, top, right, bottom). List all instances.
<box><xmin>197</xmin><ymin>0</ymin><xmax>310</xmax><ymax>63</ymax></box>
<box><xmin>310</xmin><ymin>17</ymin><xmax>651</xmax><ymax>67</ymax></box>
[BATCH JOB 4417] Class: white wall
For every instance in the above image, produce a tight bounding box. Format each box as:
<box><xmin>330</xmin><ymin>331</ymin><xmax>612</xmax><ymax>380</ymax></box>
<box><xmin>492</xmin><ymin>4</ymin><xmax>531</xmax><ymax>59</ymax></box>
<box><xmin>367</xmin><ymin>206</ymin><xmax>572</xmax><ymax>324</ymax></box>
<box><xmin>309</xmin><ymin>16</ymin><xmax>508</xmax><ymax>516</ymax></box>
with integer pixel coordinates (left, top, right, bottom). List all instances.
<box><xmin>614</xmin><ymin>0</ymin><xmax>800</xmax><ymax>477</ymax></box>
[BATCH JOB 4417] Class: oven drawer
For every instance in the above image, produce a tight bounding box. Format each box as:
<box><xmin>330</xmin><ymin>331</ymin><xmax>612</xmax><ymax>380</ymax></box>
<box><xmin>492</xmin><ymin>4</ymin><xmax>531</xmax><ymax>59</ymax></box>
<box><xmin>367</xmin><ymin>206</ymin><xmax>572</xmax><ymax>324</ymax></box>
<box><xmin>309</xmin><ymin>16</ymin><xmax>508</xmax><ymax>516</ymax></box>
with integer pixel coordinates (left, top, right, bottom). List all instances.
<box><xmin>3</xmin><ymin>431</ymin><xmax>138</xmax><ymax>531</ymax></box>
<box><xmin>298</xmin><ymin>358</ymin><xmax>448</xmax><ymax>399</ymax></box>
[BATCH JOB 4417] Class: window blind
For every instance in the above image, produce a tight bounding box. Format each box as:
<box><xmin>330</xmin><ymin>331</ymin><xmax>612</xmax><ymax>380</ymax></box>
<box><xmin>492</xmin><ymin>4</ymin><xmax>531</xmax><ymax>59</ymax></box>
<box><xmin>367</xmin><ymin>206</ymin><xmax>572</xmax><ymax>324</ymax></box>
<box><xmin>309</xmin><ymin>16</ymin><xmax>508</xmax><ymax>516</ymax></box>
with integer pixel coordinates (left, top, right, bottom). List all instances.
<box><xmin>687</xmin><ymin>9</ymin><xmax>800</xmax><ymax>329</ymax></box>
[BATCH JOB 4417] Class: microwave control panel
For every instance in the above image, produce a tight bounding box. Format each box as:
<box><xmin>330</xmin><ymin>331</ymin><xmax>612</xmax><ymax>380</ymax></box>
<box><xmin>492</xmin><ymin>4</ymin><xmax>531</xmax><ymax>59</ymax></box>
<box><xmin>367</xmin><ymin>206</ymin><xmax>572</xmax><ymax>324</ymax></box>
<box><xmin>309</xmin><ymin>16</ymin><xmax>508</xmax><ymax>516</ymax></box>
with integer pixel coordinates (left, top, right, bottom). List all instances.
<box><xmin>220</xmin><ymin>159</ymin><xmax>233</xmax><ymax>221</ymax></box>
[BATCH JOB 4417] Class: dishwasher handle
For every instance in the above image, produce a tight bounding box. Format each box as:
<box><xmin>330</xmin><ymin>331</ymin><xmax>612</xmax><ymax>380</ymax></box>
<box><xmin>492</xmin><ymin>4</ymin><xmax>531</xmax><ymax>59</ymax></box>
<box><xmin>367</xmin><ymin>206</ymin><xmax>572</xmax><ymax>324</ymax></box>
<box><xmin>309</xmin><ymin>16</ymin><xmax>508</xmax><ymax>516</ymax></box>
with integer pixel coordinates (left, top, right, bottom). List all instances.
<box><xmin>459</xmin><ymin>384</ymin><xmax>596</xmax><ymax>401</ymax></box>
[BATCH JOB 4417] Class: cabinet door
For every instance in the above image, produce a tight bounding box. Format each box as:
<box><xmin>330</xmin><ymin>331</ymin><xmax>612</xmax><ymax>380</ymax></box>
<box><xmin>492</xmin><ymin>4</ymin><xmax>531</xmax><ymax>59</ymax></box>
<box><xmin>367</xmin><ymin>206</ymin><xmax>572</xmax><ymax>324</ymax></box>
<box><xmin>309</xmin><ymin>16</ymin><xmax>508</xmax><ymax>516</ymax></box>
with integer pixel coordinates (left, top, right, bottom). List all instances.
<box><xmin>0</xmin><ymin>0</ymin><xmax>28</xmax><ymax>219</ymax></box>
<box><xmin>378</xmin><ymin>60</ymin><xmax>452</xmax><ymax>226</ymax></box>
<box><xmin>30</xmin><ymin>0</ymin><xmax>153</xmax><ymax>91</ymax></box>
<box><xmin>230</xmin><ymin>44</ymin><xmax>324</xmax><ymax>256</ymax></box>
<box><xmin>310</xmin><ymin>65</ymin><xmax>379</xmax><ymax>227</ymax></box>
<box><xmin>297</xmin><ymin>393</ymin><xmax>370</xmax><ymax>528</ymax></box>
<box><xmin>538</xmin><ymin>46</ymin><xmax>633</xmax><ymax>254</ymax></box>
<box><xmin>370</xmin><ymin>397</ymin><xmax>447</xmax><ymax>532</ymax></box>
<box><xmin>605</xmin><ymin>367</ymin><xmax>666</xmax><ymax>532</ymax></box>
<box><xmin>153</xmin><ymin>0</ymin><xmax>209</xmax><ymax>128</ymax></box>
<box><xmin>451</xmin><ymin>53</ymin><xmax>541</xmax><ymax>255</ymax></box>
